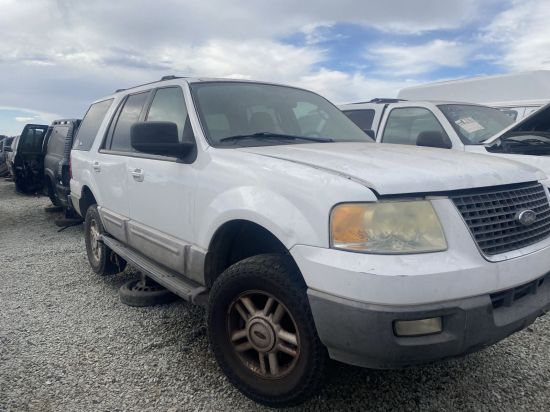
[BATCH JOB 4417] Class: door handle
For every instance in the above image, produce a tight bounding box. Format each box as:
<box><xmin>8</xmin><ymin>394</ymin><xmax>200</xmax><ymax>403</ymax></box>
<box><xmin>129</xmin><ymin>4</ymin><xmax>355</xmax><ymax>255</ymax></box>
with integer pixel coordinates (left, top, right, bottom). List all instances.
<box><xmin>92</xmin><ymin>161</ymin><xmax>101</xmax><ymax>172</ymax></box>
<box><xmin>131</xmin><ymin>168</ymin><xmax>144</xmax><ymax>182</ymax></box>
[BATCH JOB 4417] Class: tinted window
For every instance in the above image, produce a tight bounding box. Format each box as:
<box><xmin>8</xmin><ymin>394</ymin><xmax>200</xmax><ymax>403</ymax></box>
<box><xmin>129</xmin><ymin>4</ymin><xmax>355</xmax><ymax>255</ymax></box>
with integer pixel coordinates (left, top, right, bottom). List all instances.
<box><xmin>343</xmin><ymin>109</ymin><xmax>375</xmax><ymax>131</ymax></box>
<box><xmin>73</xmin><ymin>99</ymin><xmax>113</xmax><ymax>150</ymax></box>
<box><xmin>19</xmin><ymin>127</ymin><xmax>47</xmax><ymax>153</ymax></box>
<box><xmin>382</xmin><ymin>107</ymin><xmax>447</xmax><ymax>146</ymax></box>
<box><xmin>110</xmin><ymin>92</ymin><xmax>149</xmax><ymax>152</ymax></box>
<box><xmin>191</xmin><ymin>82</ymin><xmax>368</xmax><ymax>147</ymax></box>
<box><xmin>47</xmin><ymin>126</ymin><xmax>69</xmax><ymax>155</ymax></box>
<box><xmin>146</xmin><ymin>87</ymin><xmax>193</xmax><ymax>142</ymax></box>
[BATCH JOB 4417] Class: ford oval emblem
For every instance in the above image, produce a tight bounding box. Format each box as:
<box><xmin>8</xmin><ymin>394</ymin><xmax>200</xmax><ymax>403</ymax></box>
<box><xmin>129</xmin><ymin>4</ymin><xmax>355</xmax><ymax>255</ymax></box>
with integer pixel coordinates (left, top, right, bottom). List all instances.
<box><xmin>516</xmin><ymin>209</ymin><xmax>537</xmax><ymax>226</ymax></box>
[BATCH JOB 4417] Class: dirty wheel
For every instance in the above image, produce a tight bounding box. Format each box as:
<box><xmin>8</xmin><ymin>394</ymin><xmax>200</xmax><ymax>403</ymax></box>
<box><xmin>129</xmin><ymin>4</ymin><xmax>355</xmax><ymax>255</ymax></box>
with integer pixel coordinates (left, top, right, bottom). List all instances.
<box><xmin>208</xmin><ymin>254</ymin><xmax>327</xmax><ymax>407</ymax></box>
<box><xmin>119</xmin><ymin>278</ymin><xmax>178</xmax><ymax>307</ymax></box>
<box><xmin>85</xmin><ymin>204</ymin><xmax>126</xmax><ymax>275</ymax></box>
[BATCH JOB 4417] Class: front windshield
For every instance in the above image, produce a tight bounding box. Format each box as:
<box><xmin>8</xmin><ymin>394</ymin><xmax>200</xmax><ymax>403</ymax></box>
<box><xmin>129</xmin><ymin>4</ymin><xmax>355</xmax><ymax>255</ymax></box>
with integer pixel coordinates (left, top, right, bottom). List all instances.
<box><xmin>438</xmin><ymin>104</ymin><xmax>514</xmax><ymax>144</ymax></box>
<box><xmin>190</xmin><ymin>82</ymin><xmax>370</xmax><ymax>147</ymax></box>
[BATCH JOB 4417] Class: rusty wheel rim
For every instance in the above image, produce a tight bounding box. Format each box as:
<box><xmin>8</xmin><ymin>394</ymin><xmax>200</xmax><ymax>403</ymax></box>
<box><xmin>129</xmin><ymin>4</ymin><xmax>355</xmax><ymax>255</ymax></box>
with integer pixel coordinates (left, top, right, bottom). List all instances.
<box><xmin>227</xmin><ymin>290</ymin><xmax>300</xmax><ymax>379</ymax></box>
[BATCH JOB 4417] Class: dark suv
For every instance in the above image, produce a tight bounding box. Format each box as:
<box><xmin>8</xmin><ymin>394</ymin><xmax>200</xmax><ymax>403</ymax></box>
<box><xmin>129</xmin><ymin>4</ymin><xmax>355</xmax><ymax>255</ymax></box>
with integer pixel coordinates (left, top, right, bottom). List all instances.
<box><xmin>44</xmin><ymin>119</ymin><xmax>81</xmax><ymax>209</ymax></box>
<box><xmin>11</xmin><ymin>124</ymin><xmax>48</xmax><ymax>193</ymax></box>
<box><xmin>0</xmin><ymin>136</ymin><xmax>8</xmax><ymax>176</ymax></box>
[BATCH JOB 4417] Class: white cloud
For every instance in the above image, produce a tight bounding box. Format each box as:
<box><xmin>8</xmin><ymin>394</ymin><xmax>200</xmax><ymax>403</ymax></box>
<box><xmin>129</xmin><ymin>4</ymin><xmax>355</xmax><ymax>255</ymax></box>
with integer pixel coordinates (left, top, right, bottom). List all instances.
<box><xmin>0</xmin><ymin>0</ymin><xmax>502</xmax><ymax>124</ymax></box>
<box><xmin>15</xmin><ymin>116</ymin><xmax>35</xmax><ymax>122</ymax></box>
<box><xmin>483</xmin><ymin>0</ymin><xmax>550</xmax><ymax>71</ymax></box>
<box><xmin>297</xmin><ymin>69</ymin><xmax>416</xmax><ymax>103</ymax></box>
<box><xmin>367</xmin><ymin>40</ymin><xmax>472</xmax><ymax>76</ymax></box>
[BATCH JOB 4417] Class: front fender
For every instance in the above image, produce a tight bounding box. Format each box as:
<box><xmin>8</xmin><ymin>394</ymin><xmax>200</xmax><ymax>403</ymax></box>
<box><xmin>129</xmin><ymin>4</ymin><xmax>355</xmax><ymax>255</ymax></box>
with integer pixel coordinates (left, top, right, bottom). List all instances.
<box><xmin>198</xmin><ymin>186</ymin><xmax>320</xmax><ymax>250</ymax></box>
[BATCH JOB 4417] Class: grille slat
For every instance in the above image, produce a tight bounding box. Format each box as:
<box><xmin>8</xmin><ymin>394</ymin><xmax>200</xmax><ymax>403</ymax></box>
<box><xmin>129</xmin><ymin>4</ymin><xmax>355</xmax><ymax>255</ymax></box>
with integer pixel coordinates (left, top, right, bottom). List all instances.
<box><xmin>451</xmin><ymin>182</ymin><xmax>550</xmax><ymax>255</ymax></box>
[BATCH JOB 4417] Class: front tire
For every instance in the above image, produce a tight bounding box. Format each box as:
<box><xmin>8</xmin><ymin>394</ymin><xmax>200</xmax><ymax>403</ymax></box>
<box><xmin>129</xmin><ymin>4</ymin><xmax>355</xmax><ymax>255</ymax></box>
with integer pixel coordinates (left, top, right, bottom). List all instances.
<box><xmin>84</xmin><ymin>204</ymin><xmax>126</xmax><ymax>275</ymax></box>
<box><xmin>207</xmin><ymin>254</ymin><xmax>327</xmax><ymax>407</ymax></box>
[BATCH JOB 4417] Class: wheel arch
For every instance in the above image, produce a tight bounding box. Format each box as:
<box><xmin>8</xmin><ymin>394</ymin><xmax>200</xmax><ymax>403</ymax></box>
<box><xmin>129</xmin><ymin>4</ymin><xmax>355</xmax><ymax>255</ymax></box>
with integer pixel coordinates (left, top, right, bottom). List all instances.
<box><xmin>79</xmin><ymin>185</ymin><xmax>97</xmax><ymax>217</ymax></box>
<box><xmin>204</xmin><ymin>219</ymin><xmax>303</xmax><ymax>288</ymax></box>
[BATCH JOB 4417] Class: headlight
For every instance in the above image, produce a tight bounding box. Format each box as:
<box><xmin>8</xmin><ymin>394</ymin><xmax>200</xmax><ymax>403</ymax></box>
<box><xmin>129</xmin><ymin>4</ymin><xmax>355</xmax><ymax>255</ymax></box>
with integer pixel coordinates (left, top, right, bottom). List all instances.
<box><xmin>330</xmin><ymin>201</ymin><xmax>447</xmax><ymax>253</ymax></box>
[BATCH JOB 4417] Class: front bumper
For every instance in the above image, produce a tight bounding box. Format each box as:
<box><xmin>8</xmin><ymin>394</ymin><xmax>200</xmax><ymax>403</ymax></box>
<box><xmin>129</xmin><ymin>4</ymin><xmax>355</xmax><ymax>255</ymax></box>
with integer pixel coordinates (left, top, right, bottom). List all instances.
<box><xmin>308</xmin><ymin>273</ymin><xmax>550</xmax><ymax>369</ymax></box>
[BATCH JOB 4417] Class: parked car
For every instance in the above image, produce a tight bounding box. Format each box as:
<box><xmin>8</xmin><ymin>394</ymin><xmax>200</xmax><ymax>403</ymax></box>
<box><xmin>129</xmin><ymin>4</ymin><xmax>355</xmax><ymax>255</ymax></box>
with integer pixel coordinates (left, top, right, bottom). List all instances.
<box><xmin>339</xmin><ymin>99</ymin><xmax>550</xmax><ymax>176</ymax></box>
<box><xmin>71</xmin><ymin>77</ymin><xmax>550</xmax><ymax>407</ymax></box>
<box><xmin>9</xmin><ymin>124</ymin><xmax>48</xmax><ymax>193</ymax></box>
<box><xmin>44</xmin><ymin>119</ymin><xmax>81</xmax><ymax>209</ymax></box>
<box><xmin>0</xmin><ymin>136</ymin><xmax>8</xmax><ymax>176</ymax></box>
<box><xmin>4</xmin><ymin>135</ymin><xmax>20</xmax><ymax>177</ymax></box>
<box><xmin>397</xmin><ymin>70</ymin><xmax>550</xmax><ymax>120</ymax></box>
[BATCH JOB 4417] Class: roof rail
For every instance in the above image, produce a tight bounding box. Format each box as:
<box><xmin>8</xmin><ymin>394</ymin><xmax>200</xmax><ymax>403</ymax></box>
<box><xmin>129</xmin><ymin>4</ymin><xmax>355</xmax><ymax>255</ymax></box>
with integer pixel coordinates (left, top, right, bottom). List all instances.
<box><xmin>112</xmin><ymin>75</ymin><xmax>184</xmax><ymax>94</ymax></box>
<box><xmin>160</xmin><ymin>75</ymin><xmax>181</xmax><ymax>81</ymax></box>
<box><xmin>368</xmin><ymin>98</ymin><xmax>406</xmax><ymax>104</ymax></box>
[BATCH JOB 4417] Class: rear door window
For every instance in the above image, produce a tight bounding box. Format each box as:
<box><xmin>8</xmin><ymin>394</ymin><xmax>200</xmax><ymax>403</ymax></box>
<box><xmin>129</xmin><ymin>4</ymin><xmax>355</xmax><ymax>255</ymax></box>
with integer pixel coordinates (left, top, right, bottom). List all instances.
<box><xmin>47</xmin><ymin>126</ymin><xmax>69</xmax><ymax>155</ymax></box>
<box><xmin>343</xmin><ymin>109</ymin><xmax>375</xmax><ymax>131</ymax></box>
<box><xmin>19</xmin><ymin>127</ymin><xmax>47</xmax><ymax>153</ymax></box>
<box><xmin>110</xmin><ymin>92</ymin><xmax>149</xmax><ymax>152</ymax></box>
<box><xmin>73</xmin><ymin>99</ymin><xmax>113</xmax><ymax>151</ymax></box>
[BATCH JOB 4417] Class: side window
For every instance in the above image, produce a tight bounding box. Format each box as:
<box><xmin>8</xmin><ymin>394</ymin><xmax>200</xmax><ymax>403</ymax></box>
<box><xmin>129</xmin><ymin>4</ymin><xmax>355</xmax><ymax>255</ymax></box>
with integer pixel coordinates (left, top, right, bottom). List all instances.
<box><xmin>20</xmin><ymin>127</ymin><xmax>47</xmax><ymax>153</ymax></box>
<box><xmin>73</xmin><ymin>99</ymin><xmax>113</xmax><ymax>151</ymax></box>
<box><xmin>110</xmin><ymin>92</ymin><xmax>149</xmax><ymax>152</ymax></box>
<box><xmin>382</xmin><ymin>107</ymin><xmax>447</xmax><ymax>146</ymax></box>
<box><xmin>499</xmin><ymin>109</ymin><xmax>518</xmax><ymax>121</ymax></box>
<box><xmin>343</xmin><ymin>109</ymin><xmax>375</xmax><ymax>131</ymax></box>
<box><xmin>145</xmin><ymin>87</ymin><xmax>193</xmax><ymax>142</ymax></box>
<box><xmin>47</xmin><ymin>126</ymin><xmax>69</xmax><ymax>155</ymax></box>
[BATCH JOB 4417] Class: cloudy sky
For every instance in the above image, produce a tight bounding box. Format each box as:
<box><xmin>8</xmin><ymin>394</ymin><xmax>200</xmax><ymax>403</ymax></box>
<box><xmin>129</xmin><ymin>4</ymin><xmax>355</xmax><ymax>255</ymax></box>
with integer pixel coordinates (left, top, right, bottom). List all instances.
<box><xmin>1</xmin><ymin>0</ymin><xmax>549</xmax><ymax>135</ymax></box>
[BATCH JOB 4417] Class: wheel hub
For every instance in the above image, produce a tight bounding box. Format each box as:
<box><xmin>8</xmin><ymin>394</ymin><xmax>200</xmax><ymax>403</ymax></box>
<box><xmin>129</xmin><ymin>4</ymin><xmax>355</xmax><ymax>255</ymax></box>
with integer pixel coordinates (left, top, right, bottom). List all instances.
<box><xmin>247</xmin><ymin>317</ymin><xmax>276</xmax><ymax>352</ymax></box>
<box><xmin>227</xmin><ymin>291</ymin><xmax>301</xmax><ymax>379</ymax></box>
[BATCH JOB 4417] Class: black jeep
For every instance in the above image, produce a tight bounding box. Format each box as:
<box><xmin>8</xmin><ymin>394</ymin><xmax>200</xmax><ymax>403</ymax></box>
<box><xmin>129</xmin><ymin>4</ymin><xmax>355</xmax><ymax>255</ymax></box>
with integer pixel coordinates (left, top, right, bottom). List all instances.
<box><xmin>11</xmin><ymin>124</ymin><xmax>48</xmax><ymax>193</ymax></box>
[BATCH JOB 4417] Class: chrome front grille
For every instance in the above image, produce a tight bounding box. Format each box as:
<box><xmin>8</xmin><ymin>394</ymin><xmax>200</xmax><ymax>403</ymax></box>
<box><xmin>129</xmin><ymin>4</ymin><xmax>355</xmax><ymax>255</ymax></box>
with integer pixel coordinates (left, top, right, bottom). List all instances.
<box><xmin>450</xmin><ymin>182</ymin><xmax>550</xmax><ymax>255</ymax></box>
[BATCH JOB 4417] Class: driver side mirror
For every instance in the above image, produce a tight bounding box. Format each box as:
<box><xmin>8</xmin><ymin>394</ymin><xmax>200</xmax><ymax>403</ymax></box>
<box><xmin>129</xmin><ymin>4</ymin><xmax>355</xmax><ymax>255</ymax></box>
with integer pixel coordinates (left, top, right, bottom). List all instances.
<box><xmin>416</xmin><ymin>131</ymin><xmax>452</xmax><ymax>149</ymax></box>
<box><xmin>131</xmin><ymin>121</ymin><xmax>194</xmax><ymax>158</ymax></box>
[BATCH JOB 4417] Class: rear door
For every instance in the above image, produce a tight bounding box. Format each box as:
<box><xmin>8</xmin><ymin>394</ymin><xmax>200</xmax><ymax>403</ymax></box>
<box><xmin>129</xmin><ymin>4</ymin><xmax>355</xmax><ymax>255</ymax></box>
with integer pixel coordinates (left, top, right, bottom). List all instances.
<box><xmin>96</xmin><ymin>91</ymin><xmax>151</xmax><ymax>223</ymax></box>
<box><xmin>126</xmin><ymin>86</ymin><xmax>199</xmax><ymax>279</ymax></box>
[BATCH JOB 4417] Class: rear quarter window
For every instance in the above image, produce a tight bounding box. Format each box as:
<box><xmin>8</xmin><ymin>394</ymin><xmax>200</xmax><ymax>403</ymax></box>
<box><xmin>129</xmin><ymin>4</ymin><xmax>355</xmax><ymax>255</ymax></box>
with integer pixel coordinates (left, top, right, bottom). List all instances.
<box><xmin>47</xmin><ymin>126</ymin><xmax>69</xmax><ymax>155</ymax></box>
<box><xmin>73</xmin><ymin>99</ymin><xmax>114</xmax><ymax>151</ymax></box>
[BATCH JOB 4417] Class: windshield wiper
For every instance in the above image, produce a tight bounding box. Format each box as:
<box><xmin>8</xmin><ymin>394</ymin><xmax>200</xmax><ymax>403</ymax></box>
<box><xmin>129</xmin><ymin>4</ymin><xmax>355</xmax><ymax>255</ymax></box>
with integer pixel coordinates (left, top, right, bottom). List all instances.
<box><xmin>220</xmin><ymin>132</ymin><xmax>334</xmax><ymax>143</ymax></box>
<box><xmin>504</xmin><ymin>137</ymin><xmax>550</xmax><ymax>145</ymax></box>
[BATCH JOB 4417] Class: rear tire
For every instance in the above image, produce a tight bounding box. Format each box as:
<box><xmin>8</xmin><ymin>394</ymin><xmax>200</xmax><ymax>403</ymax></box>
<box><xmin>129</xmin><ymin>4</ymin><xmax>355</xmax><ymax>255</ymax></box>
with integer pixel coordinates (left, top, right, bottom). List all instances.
<box><xmin>207</xmin><ymin>254</ymin><xmax>327</xmax><ymax>407</ymax></box>
<box><xmin>46</xmin><ymin>178</ymin><xmax>62</xmax><ymax>206</ymax></box>
<box><xmin>85</xmin><ymin>204</ymin><xmax>126</xmax><ymax>275</ymax></box>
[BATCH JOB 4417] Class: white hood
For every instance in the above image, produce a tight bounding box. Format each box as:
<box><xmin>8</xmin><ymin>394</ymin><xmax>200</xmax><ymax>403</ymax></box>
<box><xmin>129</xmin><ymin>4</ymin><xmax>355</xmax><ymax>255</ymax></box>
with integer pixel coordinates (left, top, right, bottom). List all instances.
<box><xmin>240</xmin><ymin>142</ymin><xmax>545</xmax><ymax>195</ymax></box>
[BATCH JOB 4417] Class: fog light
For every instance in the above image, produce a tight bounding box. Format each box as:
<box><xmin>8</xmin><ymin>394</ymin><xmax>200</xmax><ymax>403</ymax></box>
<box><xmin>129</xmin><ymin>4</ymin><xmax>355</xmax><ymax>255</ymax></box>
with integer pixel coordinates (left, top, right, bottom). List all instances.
<box><xmin>394</xmin><ymin>317</ymin><xmax>443</xmax><ymax>337</ymax></box>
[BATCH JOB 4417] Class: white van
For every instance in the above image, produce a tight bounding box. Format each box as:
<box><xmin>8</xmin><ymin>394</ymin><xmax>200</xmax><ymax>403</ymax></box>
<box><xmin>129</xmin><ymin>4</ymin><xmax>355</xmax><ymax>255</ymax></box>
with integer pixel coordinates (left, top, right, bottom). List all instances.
<box><xmin>398</xmin><ymin>71</ymin><xmax>550</xmax><ymax>120</ymax></box>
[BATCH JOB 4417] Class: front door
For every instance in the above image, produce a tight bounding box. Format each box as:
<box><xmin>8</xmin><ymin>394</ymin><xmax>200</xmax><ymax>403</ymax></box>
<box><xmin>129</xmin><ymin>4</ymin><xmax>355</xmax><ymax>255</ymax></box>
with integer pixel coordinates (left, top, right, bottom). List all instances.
<box><xmin>126</xmin><ymin>86</ymin><xmax>199</xmax><ymax>279</ymax></box>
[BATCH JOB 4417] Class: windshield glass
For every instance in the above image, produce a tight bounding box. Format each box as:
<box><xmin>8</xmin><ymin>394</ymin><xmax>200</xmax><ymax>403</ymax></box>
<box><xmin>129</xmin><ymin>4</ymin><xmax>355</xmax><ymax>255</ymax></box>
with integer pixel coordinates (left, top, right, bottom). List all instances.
<box><xmin>438</xmin><ymin>104</ymin><xmax>513</xmax><ymax>144</ymax></box>
<box><xmin>190</xmin><ymin>82</ymin><xmax>370</xmax><ymax>147</ymax></box>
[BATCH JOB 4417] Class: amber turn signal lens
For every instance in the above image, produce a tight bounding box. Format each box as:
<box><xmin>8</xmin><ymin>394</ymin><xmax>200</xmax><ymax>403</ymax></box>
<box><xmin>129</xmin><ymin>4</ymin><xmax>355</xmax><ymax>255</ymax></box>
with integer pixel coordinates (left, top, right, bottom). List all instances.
<box><xmin>331</xmin><ymin>204</ymin><xmax>369</xmax><ymax>244</ymax></box>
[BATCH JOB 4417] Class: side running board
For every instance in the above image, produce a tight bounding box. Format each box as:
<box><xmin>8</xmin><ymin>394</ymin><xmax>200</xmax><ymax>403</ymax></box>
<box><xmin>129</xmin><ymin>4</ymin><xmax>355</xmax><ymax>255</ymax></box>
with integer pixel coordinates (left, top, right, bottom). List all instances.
<box><xmin>100</xmin><ymin>235</ymin><xmax>208</xmax><ymax>306</ymax></box>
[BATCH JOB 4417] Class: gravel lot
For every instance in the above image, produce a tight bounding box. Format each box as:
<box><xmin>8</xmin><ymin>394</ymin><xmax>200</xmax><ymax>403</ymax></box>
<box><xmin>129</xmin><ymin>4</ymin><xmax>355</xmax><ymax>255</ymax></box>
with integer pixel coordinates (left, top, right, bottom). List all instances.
<box><xmin>1</xmin><ymin>178</ymin><xmax>550</xmax><ymax>411</ymax></box>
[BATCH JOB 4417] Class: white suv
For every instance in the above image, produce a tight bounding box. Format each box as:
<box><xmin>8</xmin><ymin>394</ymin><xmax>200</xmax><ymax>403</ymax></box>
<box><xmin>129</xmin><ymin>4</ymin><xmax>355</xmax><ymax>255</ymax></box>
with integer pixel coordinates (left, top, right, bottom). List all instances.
<box><xmin>71</xmin><ymin>77</ymin><xmax>550</xmax><ymax>407</ymax></box>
